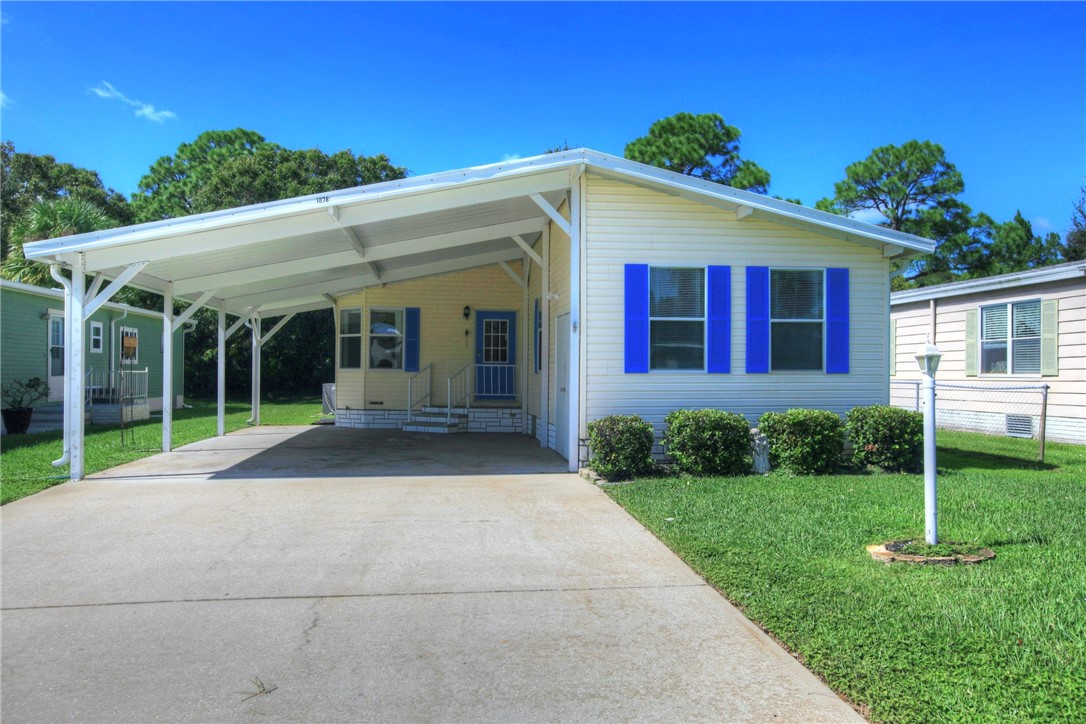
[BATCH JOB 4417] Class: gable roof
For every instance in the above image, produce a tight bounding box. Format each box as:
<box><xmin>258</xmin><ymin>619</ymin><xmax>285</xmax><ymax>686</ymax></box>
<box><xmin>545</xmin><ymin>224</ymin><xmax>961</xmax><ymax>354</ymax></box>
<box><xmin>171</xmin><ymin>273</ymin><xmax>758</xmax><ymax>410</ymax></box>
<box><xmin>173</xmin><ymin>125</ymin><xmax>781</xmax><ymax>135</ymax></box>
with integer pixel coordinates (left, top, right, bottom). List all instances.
<box><xmin>891</xmin><ymin>261</ymin><xmax>1086</xmax><ymax>305</ymax></box>
<box><xmin>24</xmin><ymin>149</ymin><xmax>935</xmax><ymax>318</ymax></box>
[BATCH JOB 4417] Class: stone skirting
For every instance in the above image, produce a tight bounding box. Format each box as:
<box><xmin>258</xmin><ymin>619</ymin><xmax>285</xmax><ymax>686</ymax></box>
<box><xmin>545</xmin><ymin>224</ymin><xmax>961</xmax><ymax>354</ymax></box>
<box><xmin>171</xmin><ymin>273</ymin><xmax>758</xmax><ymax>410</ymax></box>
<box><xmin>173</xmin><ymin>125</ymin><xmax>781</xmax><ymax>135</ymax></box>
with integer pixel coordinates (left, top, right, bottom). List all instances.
<box><xmin>336</xmin><ymin>407</ymin><xmax>522</xmax><ymax>433</ymax></box>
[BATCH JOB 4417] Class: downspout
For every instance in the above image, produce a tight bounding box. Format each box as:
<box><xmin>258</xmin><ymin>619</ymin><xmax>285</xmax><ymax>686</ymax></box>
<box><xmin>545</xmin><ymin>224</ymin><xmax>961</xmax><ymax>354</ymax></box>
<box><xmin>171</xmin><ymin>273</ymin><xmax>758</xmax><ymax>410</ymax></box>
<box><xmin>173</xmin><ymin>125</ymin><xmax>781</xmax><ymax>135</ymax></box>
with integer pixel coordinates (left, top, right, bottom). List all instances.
<box><xmin>49</xmin><ymin>264</ymin><xmax>71</xmax><ymax>468</ymax></box>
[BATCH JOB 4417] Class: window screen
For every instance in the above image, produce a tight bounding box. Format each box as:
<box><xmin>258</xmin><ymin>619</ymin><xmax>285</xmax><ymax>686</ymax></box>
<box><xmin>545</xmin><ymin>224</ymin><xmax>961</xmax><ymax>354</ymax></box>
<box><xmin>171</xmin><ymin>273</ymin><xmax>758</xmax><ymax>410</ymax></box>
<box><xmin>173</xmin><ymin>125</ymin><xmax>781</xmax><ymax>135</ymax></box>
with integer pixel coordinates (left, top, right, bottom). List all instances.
<box><xmin>649</xmin><ymin>267</ymin><xmax>704</xmax><ymax>370</ymax></box>
<box><xmin>339</xmin><ymin>308</ymin><xmax>362</xmax><ymax>369</ymax></box>
<box><xmin>981</xmin><ymin>300</ymin><xmax>1039</xmax><ymax>374</ymax></box>
<box><xmin>771</xmin><ymin>270</ymin><xmax>823</xmax><ymax>371</ymax></box>
<box><xmin>369</xmin><ymin>309</ymin><xmax>404</xmax><ymax>370</ymax></box>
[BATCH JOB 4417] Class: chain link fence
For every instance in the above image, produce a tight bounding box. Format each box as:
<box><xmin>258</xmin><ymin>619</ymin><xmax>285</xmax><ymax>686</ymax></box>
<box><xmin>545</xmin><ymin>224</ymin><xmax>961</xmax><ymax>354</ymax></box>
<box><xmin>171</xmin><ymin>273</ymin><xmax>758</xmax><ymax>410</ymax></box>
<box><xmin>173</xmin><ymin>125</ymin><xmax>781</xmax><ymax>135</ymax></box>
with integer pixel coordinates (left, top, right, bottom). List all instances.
<box><xmin>890</xmin><ymin>380</ymin><xmax>1051</xmax><ymax>461</ymax></box>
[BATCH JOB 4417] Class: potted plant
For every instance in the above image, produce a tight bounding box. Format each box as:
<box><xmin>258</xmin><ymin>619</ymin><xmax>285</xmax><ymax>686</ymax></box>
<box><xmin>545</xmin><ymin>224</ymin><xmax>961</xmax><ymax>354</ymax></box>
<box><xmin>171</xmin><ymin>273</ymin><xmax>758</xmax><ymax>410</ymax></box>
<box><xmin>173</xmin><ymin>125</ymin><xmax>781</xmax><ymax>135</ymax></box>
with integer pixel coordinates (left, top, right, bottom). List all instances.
<box><xmin>2</xmin><ymin>377</ymin><xmax>50</xmax><ymax>434</ymax></box>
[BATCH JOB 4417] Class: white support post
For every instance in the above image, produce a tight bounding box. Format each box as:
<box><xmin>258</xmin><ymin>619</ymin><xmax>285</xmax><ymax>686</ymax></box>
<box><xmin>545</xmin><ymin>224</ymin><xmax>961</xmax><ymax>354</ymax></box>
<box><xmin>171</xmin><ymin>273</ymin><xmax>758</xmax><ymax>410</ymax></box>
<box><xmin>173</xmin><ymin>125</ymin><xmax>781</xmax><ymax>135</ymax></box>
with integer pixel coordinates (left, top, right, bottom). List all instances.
<box><xmin>521</xmin><ymin>255</ymin><xmax>529</xmax><ymax>434</ymax></box>
<box><xmin>162</xmin><ymin>282</ymin><xmax>174</xmax><ymax>452</ymax></box>
<box><xmin>540</xmin><ymin>225</ymin><xmax>550</xmax><ymax>448</ymax></box>
<box><xmin>250</xmin><ymin>315</ymin><xmax>261</xmax><ymax>426</ymax></box>
<box><xmin>68</xmin><ymin>256</ymin><xmax>87</xmax><ymax>481</ymax></box>
<box><xmin>217</xmin><ymin>301</ymin><xmax>226</xmax><ymax>437</ymax></box>
<box><xmin>567</xmin><ymin>177</ymin><xmax>583</xmax><ymax>471</ymax></box>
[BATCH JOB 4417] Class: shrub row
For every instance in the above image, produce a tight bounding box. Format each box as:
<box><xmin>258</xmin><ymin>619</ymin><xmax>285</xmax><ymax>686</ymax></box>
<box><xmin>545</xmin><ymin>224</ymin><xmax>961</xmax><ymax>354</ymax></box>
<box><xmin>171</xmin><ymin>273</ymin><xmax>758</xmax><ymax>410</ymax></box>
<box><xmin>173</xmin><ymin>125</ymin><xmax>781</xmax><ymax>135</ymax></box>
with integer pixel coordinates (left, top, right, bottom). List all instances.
<box><xmin>586</xmin><ymin>404</ymin><xmax>922</xmax><ymax>480</ymax></box>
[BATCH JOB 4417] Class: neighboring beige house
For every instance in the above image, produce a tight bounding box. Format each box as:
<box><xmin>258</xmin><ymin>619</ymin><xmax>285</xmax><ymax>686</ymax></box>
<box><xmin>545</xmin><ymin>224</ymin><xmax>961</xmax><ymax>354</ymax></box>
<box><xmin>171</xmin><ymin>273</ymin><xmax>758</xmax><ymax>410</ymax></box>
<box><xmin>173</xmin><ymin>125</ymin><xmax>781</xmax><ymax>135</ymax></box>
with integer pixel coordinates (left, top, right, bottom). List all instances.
<box><xmin>25</xmin><ymin>149</ymin><xmax>934</xmax><ymax>477</ymax></box>
<box><xmin>890</xmin><ymin>262</ymin><xmax>1086</xmax><ymax>444</ymax></box>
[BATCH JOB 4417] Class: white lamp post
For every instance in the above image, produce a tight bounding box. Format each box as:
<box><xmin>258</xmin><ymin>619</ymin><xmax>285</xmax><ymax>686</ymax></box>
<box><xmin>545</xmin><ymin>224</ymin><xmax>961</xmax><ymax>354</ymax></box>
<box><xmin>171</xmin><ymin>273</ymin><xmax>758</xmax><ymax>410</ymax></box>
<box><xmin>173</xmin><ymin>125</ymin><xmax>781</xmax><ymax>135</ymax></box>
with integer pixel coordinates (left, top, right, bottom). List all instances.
<box><xmin>914</xmin><ymin>339</ymin><xmax>943</xmax><ymax>545</ymax></box>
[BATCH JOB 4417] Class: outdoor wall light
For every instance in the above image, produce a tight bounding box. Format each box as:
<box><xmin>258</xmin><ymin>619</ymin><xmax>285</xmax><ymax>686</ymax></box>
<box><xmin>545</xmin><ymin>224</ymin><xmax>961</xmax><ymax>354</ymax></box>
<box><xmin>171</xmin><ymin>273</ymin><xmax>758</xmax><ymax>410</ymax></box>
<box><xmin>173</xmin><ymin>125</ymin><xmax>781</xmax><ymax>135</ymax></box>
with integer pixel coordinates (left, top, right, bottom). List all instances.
<box><xmin>463</xmin><ymin>306</ymin><xmax>471</xmax><ymax>320</ymax></box>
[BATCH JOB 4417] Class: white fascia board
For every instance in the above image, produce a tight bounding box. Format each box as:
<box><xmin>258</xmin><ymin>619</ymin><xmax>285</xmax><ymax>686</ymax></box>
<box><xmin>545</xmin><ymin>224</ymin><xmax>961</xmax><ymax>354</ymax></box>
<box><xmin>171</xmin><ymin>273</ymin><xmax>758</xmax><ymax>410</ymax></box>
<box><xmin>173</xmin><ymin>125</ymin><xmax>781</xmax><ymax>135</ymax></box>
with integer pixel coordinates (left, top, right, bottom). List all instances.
<box><xmin>22</xmin><ymin>163</ymin><xmax>577</xmax><ymax>267</ymax></box>
<box><xmin>0</xmin><ymin>278</ymin><xmax>167</xmax><ymax>320</ymax></box>
<box><xmin>891</xmin><ymin>262</ymin><xmax>1086</xmax><ymax>305</ymax></box>
<box><xmin>256</xmin><ymin>299</ymin><xmax>335</xmax><ymax>317</ymax></box>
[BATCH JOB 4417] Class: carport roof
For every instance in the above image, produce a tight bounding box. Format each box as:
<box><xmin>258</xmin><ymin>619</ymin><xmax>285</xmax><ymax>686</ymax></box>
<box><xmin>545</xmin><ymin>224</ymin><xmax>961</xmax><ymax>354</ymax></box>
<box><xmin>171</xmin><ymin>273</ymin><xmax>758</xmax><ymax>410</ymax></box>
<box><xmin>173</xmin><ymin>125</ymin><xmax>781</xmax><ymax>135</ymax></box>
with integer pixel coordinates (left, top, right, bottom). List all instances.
<box><xmin>25</xmin><ymin>149</ymin><xmax>934</xmax><ymax>318</ymax></box>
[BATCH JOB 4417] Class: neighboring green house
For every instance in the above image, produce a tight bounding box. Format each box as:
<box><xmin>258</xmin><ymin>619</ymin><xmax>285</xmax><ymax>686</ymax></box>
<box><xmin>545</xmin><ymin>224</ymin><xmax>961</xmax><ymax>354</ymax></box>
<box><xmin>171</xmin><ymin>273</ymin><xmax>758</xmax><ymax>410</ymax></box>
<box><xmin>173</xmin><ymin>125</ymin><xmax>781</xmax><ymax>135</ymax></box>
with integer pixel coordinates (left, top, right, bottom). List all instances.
<box><xmin>1</xmin><ymin>279</ymin><xmax>184</xmax><ymax>434</ymax></box>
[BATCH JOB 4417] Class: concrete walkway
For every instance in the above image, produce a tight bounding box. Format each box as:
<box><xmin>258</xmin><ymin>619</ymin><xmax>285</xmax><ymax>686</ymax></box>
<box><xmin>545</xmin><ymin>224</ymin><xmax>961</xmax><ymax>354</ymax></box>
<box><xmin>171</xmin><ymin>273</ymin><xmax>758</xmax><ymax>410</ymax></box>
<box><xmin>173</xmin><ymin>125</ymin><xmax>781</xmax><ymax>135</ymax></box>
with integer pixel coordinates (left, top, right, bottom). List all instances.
<box><xmin>1</xmin><ymin>427</ymin><xmax>861</xmax><ymax>723</ymax></box>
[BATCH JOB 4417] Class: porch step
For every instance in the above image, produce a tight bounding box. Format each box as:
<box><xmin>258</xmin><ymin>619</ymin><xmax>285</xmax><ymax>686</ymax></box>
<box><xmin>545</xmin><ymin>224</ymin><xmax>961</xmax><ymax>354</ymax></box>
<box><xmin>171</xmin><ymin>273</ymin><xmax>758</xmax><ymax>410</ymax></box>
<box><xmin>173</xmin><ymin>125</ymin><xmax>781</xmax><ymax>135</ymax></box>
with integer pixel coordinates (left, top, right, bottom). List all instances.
<box><xmin>412</xmin><ymin>411</ymin><xmax>468</xmax><ymax>424</ymax></box>
<box><xmin>402</xmin><ymin>419</ymin><xmax>468</xmax><ymax>434</ymax></box>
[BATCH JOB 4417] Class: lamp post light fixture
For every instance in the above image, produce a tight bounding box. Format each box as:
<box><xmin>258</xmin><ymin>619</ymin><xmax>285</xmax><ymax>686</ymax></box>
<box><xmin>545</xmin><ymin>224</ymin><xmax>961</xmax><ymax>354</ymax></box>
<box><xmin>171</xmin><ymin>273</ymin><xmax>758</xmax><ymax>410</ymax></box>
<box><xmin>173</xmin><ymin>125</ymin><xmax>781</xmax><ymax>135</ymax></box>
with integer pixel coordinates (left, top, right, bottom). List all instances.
<box><xmin>914</xmin><ymin>339</ymin><xmax>943</xmax><ymax>545</ymax></box>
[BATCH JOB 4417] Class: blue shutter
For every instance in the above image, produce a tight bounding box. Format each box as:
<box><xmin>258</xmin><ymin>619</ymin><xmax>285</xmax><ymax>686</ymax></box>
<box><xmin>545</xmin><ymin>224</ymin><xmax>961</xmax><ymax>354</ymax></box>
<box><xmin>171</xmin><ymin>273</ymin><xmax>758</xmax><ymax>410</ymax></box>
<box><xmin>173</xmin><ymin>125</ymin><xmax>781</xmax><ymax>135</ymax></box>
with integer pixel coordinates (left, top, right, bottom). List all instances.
<box><xmin>534</xmin><ymin>298</ymin><xmax>541</xmax><ymax>373</ymax></box>
<box><xmin>746</xmin><ymin>267</ymin><xmax>770</xmax><ymax>373</ymax></box>
<box><xmin>825</xmin><ymin>268</ymin><xmax>849</xmax><ymax>374</ymax></box>
<box><xmin>707</xmin><ymin>265</ymin><xmax>731</xmax><ymax>373</ymax></box>
<box><xmin>624</xmin><ymin>264</ymin><xmax>649</xmax><ymax>373</ymax></box>
<box><xmin>404</xmin><ymin>307</ymin><xmax>420</xmax><ymax>372</ymax></box>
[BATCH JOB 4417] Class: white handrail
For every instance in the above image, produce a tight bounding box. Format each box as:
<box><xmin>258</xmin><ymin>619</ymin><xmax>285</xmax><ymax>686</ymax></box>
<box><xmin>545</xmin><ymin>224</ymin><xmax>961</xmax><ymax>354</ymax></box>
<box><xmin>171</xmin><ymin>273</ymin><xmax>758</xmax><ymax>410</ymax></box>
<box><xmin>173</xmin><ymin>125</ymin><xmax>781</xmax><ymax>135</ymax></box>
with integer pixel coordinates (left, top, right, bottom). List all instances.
<box><xmin>406</xmin><ymin>364</ymin><xmax>432</xmax><ymax>421</ymax></box>
<box><xmin>446</xmin><ymin>363</ymin><xmax>471</xmax><ymax>423</ymax></box>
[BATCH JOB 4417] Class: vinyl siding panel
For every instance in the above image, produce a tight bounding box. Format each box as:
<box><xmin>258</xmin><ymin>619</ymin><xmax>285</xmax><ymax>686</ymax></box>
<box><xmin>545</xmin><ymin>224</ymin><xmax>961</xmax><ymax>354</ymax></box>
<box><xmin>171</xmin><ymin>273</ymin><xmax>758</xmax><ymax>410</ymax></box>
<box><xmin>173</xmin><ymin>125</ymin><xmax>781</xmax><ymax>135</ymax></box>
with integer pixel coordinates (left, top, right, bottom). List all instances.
<box><xmin>582</xmin><ymin>175</ymin><xmax>891</xmax><ymax>441</ymax></box>
<box><xmin>335</xmin><ymin>264</ymin><xmax>526</xmax><ymax>410</ymax></box>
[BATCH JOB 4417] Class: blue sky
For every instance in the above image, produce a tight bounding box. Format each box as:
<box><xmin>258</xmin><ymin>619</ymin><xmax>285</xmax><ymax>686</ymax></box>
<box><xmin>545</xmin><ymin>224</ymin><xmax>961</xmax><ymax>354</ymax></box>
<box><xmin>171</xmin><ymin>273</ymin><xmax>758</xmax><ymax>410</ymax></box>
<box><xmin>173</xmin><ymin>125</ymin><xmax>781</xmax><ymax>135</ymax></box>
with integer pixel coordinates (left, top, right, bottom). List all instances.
<box><xmin>2</xmin><ymin>2</ymin><xmax>1083</xmax><ymax>236</ymax></box>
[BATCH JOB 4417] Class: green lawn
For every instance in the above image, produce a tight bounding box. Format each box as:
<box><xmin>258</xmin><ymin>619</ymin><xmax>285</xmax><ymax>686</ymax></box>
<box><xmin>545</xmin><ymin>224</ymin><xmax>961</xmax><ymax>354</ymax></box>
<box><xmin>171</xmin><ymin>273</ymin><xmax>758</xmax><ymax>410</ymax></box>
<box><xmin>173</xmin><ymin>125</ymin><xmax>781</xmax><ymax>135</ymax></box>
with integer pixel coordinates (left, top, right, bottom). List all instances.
<box><xmin>607</xmin><ymin>431</ymin><xmax>1086</xmax><ymax>723</ymax></box>
<box><xmin>0</xmin><ymin>399</ymin><xmax>322</xmax><ymax>505</ymax></box>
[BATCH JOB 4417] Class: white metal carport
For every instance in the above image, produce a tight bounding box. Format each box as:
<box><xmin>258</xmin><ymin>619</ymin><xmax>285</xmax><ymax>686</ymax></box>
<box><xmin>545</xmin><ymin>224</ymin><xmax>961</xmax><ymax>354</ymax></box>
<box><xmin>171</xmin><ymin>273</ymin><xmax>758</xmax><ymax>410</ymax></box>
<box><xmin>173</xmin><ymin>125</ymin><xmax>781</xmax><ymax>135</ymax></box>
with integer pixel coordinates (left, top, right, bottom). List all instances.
<box><xmin>26</xmin><ymin>152</ymin><xmax>588</xmax><ymax>480</ymax></box>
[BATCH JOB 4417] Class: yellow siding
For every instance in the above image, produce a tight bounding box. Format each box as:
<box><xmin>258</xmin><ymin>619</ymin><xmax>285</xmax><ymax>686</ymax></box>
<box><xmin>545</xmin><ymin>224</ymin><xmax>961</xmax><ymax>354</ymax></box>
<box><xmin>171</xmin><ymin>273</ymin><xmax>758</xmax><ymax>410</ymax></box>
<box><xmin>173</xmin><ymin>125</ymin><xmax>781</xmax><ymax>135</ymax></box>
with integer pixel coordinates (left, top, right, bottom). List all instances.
<box><xmin>583</xmin><ymin>174</ymin><xmax>892</xmax><ymax>432</ymax></box>
<box><xmin>335</xmin><ymin>264</ymin><xmax>526</xmax><ymax>410</ymax></box>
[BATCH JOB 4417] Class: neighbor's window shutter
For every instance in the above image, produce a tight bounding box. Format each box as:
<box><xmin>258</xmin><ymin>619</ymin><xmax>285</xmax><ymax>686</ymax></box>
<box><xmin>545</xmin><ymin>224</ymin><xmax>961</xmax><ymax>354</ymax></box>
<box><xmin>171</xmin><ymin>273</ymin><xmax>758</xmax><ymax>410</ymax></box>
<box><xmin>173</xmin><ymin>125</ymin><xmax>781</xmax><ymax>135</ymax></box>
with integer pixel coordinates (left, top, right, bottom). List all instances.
<box><xmin>964</xmin><ymin>309</ymin><xmax>979</xmax><ymax>377</ymax></box>
<box><xmin>1040</xmin><ymin>299</ymin><xmax>1059</xmax><ymax>376</ymax></box>
<box><xmin>404</xmin><ymin>307</ymin><xmax>421</xmax><ymax>372</ymax></box>
<box><xmin>825</xmin><ymin>268</ymin><xmax>849</xmax><ymax>374</ymax></box>
<box><xmin>889</xmin><ymin>318</ymin><xmax>897</xmax><ymax>376</ymax></box>
<box><xmin>746</xmin><ymin>266</ymin><xmax>770</xmax><ymax>373</ymax></box>
<box><xmin>625</xmin><ymin>264</ymin><xmax>649</xmax><ymax>373</ymax></box>
<box><xmin>707</xmin><ymin>265</ymin><xmax>731</xmax><ymax>373</ymax></box>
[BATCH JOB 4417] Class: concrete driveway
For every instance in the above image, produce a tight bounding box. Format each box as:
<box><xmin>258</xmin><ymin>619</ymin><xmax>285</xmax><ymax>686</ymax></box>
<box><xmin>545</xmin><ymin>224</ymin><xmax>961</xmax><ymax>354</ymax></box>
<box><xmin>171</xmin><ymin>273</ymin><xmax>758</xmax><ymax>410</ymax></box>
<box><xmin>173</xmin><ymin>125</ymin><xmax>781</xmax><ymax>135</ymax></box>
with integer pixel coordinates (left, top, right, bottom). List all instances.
<box><xmin>2</xmin><ymin>426</ymin><xmax>860</xmax><ymax>723</ymax></box>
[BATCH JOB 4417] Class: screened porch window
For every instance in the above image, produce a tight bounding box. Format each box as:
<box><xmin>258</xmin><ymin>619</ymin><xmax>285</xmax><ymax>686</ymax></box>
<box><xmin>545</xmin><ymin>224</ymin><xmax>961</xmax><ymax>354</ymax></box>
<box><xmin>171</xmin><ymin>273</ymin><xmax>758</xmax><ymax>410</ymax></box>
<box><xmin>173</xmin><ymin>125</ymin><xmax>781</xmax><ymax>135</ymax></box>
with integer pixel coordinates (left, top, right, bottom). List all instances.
<box><xmin>649</xmin><ymin>267</ymin><xmax>705</xmax><ymax>370</ymax></box>
<box><xmin>339</xmin><ymin>308</ymin><xmax>362</xmax><ymax>369</ymax></box>
<box><xmin>369</xmin><ymin>309</ymin><xmax>404</xmax><ymax>370</ymax></box>
<box><xmin>981</xmin><ymin>300</ymin><xmax>1041</xmax><ymax>374</ymax></box>
<box><xmin>771</xmin><ymin>269</ymin><xmax>823</xmax><ymax>371</ymax></box>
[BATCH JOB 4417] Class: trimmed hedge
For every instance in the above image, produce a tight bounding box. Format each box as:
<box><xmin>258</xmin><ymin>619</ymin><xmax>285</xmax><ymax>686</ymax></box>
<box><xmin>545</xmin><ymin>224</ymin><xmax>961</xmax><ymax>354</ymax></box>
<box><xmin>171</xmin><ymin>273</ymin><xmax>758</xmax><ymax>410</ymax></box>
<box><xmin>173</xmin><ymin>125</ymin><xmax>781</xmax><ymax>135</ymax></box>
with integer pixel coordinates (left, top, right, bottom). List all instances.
<box><xmin>586</xmin><ymin>414</ymin><xmax>655</xmax><ymax>481</ymax></box>
<box><xmin>664</xmin><ymin>409</ymin><xmax>752</xmax><ymax>476</ymax></box>
<box><xmin>758</xmin><ymin>408</ymin><xmax>846</xmax><ymax>475</ymax></box>
<box><xmin>847</xmin><ymin>405</ymin><xmax>924</xmax><ymax>472</ymax></box>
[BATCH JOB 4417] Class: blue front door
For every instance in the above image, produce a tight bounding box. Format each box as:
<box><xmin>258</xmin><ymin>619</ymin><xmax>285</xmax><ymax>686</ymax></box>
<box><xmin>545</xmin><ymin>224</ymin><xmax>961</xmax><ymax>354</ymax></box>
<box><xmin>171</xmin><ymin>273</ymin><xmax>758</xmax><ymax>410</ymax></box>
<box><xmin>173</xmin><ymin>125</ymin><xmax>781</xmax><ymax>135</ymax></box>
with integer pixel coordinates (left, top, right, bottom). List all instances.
<box><xmin>475</xmin><ymin>311</ymin><xmax>516</xmax><ymax>400</ymax></box>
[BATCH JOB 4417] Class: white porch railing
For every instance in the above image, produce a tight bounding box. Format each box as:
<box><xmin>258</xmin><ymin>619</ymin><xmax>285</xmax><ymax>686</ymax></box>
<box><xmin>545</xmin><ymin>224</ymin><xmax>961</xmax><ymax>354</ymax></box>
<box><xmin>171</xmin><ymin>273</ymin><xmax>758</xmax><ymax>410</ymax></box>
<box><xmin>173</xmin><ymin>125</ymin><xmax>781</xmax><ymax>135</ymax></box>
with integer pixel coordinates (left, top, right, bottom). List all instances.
<box><xmin>474</xmin><ymin>363</ymin><xmax>519</xmax><ymax>400</ymax></box>
<box><xmin>406</xmin><ymin>364</ymin><xmax>432</xmax><ymax>421</ymax></box>
<box><xmin>446</xmin><ymin>363</ymin><xmax>472</xmax><ymax>422</ymax></box>
<box><xmin>86</xmin><ymin>368</ymin><xmax>149</xmax><ymax>407</ymax></box>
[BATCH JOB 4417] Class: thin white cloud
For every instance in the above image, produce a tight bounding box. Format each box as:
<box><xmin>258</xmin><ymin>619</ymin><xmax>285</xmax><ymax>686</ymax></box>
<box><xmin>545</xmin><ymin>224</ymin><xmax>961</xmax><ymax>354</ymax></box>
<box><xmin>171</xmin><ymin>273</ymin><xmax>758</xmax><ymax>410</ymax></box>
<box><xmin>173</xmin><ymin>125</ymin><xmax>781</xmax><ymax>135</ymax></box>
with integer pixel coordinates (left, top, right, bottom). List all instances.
<box><xmin>501</xmin><ymin>153</ymin><xmax>522</xmax><ymax>162</ymax></box>
<box><xmin>89</xmin><ymin>81</ymin><xmax>176</xmax><ymax>123</ymax></box>
<box><xmin>1032</xmin><ymin>216</ymin><xmax>1054</xmax><ymax>232</ymax></box>
<box><xmin>0</xmin><ymin>90</ymin><xmax>10</xmax><ymax>109</ymax></box>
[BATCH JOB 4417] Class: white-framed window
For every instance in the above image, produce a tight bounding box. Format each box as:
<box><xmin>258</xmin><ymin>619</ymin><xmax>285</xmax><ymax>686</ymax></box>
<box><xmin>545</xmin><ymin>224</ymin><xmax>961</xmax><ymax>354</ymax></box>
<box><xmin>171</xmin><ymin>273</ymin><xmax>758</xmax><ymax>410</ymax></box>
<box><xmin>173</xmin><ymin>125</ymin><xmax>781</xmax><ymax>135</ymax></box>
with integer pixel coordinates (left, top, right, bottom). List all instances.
<box><xmin>90</xmin><ymin>321</ymin><xmax>104</xmax><ymax>353</ymax></box>
<box><xmin>649</xmin><ymin>266</ymin><xmax>705</xmax><ymax>370</ymax></box>
<box><xmin>770</xmin><ymin>269</ymin><xmax>824</xmax><ymax>371</ymax></box>
<box><xmin>981</xmin><ymin>299</ymin><xmax>1041</xmax><ymax>374</ymax></box>
<box><xmin>120</xmin><ymin>326</ymin><xmax>138</xmax><ymax>364</ymax></box>
<box><xmin>369</xmin><ymin>308</ymin><xmax>404</xmax><ymax>370</ymax></box>
<box><xmin>338</xmin><ymin>308</ymin><xmax>362</xmax><ymax>369</ymax></box>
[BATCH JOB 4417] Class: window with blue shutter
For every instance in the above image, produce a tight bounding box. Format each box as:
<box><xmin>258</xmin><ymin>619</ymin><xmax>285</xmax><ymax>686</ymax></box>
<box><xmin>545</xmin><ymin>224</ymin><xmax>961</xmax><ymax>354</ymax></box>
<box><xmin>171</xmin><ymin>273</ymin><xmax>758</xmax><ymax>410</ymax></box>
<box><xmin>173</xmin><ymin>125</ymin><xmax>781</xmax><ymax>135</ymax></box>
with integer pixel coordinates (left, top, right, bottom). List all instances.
<box><xmin>534</xmin><ymin>298</ymin><xmax>541</xmax><ymax>373</ymax></box>
<box><xmin>746</xmin><ymin>267</ymin><xmax>770</xmax><ymax>373</ymax></box>
<box><xmin>707</xmin><ymin>266</ymin><xmax>731</xmax><ymax>373</ymax></box>
<box><xmin>404</xmin><ymin>307</ymin><xmax>420</xmax><ymax>372</ymax></box>
<box><xmin>825</xmin><ymin>268</ymin><xmax>849</xmax><ymax>374</ymax></box>
<box><xmin>624</xmin><ymin>264</ymin><xmax>649</xmax><ymax>373</ymax></box>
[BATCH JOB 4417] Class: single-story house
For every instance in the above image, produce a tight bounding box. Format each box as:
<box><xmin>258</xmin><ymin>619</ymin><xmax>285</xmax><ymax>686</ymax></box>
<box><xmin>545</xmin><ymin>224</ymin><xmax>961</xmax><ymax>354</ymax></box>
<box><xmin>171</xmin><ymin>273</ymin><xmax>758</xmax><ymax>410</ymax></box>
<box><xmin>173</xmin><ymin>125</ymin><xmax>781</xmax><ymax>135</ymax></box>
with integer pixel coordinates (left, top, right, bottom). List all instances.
<box><xmin>23</xmin><ymin>149</ymin><xmax>933</xmax><ymax>479</ymax></box>
<box><xmin>1</xmin><ymin>279</ymin><xmax>185</xmax><ymax>434</ymax></box>
<box><xmin>890</xmin><ymin>262</ymin><xmax>1085</xmax><ymax>444</ymax></box>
